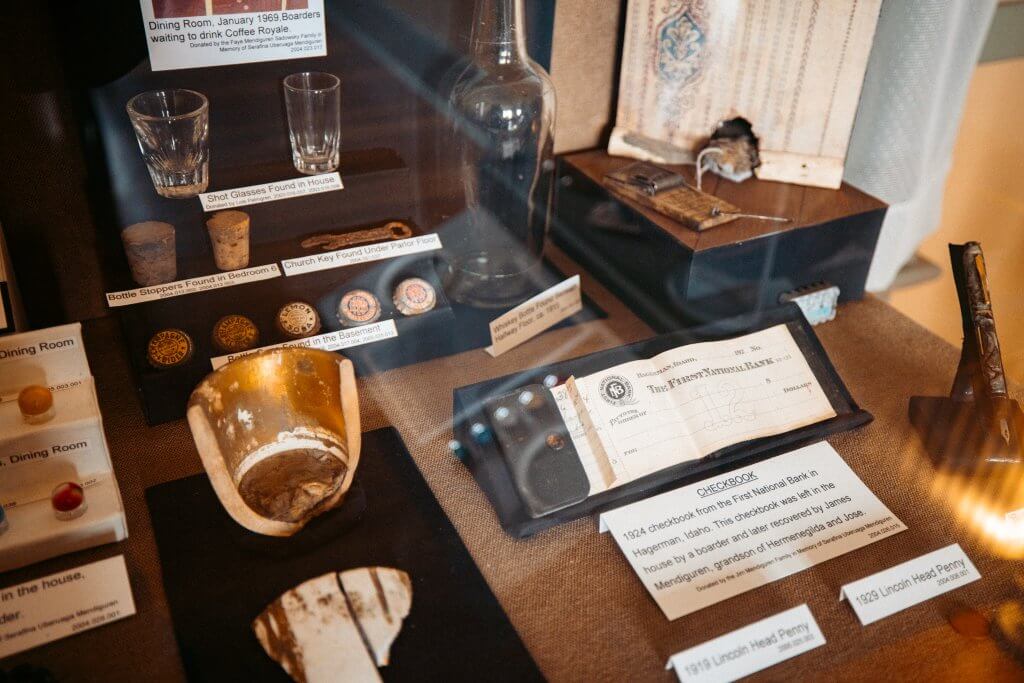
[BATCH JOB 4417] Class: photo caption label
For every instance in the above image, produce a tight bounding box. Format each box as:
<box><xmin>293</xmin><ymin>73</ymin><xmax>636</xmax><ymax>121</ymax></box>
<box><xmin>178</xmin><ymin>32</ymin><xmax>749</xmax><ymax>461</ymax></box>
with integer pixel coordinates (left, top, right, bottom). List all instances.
<box><xmin>139</xmin><ymin>0</ymin><xmax>327</xmax><ymax>72</ymax></box>
<box><xmin>0</xmin><ymin>556</ymin><xmax>136</xmax><ymax>658</ymax></box>
<box><xmin>666</xmin><ymin>604</ymin><xmax>825</xmax><ymax>683</ymax></box>
<box><xmin>840</xmin><ymin>543</ymin><xmax>980</xmax><ymax>625</ymax></box>
<box><xmin>282</xmin><ymin>235</ymin><xmax>442</xmax><ymax>276</ymax></box>
<box><xmin>210</xmin><ymin>320</ymin><xmax>397</xmax><ymax>370</ymax></box>
<box><xmin>199</xmin><ymin>172</ymin><xmax>342</xmax><ymax>211</ymax></box>
<box><xmin>599</xmin><ymin>442</ymin><xmax>907</xmax><ymax>620</ymax></box>
<box><xmin>106</xmin><ymin>264</ymin><xmax>281</xmax><ymax>307</ymax></box>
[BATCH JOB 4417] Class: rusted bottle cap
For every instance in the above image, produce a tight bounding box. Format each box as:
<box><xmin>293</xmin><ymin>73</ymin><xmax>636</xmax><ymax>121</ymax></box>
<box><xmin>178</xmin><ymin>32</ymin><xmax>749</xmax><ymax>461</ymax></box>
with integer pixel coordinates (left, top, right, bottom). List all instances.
<box><xmin>212</xmin><ymin>314</ymin><xmax>260</xmax><ymax>353</ymax></box>
<box><xmin>147</xmin><ymin>328</ymin><xmax>195</xmax><ymax>369</ymax></box>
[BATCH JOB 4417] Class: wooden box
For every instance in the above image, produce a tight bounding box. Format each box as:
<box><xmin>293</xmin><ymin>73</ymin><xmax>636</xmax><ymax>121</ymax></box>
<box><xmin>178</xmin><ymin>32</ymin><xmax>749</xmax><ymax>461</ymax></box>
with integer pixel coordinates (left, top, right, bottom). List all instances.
<box><xmin>552</xmin><ymin>150</ymin><xmax>887</xmax><ymax>331</ymax></box>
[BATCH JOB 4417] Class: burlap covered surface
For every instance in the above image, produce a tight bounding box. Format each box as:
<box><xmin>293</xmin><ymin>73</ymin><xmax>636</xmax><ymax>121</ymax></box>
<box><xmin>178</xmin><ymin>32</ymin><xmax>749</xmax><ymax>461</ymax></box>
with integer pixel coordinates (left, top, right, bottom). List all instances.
<box><xmin>3</xmin><ymin>250</ymin><xmax>1022</xmax><ymax>681</ymax></box>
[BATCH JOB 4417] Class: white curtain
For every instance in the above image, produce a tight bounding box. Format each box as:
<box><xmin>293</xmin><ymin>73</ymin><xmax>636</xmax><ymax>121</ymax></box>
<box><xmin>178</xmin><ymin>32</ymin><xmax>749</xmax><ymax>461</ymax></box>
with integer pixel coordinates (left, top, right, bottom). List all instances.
<box><xmin>844</xmin><ymin>0</ymin><xmax>997</xmax><ymax>291</ymax></box>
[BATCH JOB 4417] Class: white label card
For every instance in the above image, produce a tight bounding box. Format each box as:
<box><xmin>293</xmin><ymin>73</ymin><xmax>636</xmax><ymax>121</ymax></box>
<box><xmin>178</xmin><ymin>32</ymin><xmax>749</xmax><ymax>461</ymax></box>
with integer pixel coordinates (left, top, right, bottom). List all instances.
<box><xmin>0</xmin><ymin>323</ymin><xmax>90</xmax><ymax>401</ymax></box>
<box><xmin>599</xmin><ymin>442</ymin><xmax>907</xmax><ymax>620</ymax></box>
<box><xmin>485</xmin><ymin>275</ymin><xmax>582</xmax><ymax>357</ymax></box>
<box><xmin>140</xmin><ymin>0</ymin><xmax>327</xmax><ymax>72</ymax></box>
<box><xmin>281</xmin><ymin>235</ymin><xmax>442</xmax><ymax>276</ymax></box>
<box><xmin>105</xmin><ymin>264</ymin><xmax>281</xmax><ymax>307</ymax></box>
<box><xmin>210</xmin><ymin>319</ymin><xmax>397</xmax><ymax>369</ymax></box>
<box><xmin>666</xmin><ymin>605</ymin><xmax>825</xmax><ymax>683</ymax></box>
<box><xmin>839</xmin><ymin>543</ymin><xmax>981</xmax><ymax>626</ymax></box>
<box><xmin>0</xmin><ymin>556</ymin><xmax>136</xmax><ymax>658</ymax></box>
<box><xmin>0</xmin><ymin>328</ymin><xmax>81</xmax><ymax>366</ymax></box>
<box><xmin>199</xmin><ymin>173</ymin><xmax>342</xmax><ymax>211</ymax></box>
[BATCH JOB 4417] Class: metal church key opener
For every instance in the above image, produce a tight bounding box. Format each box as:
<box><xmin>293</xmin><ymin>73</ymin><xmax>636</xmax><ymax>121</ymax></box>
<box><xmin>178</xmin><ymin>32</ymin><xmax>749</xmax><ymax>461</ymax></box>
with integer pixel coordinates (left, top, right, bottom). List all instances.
<box><xmin>301</xmin><ymin>221</ymin><xmax>414</xmax><ymax>251</ymax></box>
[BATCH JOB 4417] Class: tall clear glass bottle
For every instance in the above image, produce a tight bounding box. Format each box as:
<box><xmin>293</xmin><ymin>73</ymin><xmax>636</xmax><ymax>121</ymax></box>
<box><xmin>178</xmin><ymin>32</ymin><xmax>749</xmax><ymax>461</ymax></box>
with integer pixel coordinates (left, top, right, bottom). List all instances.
<box><xmin>442</xmin><ymin>0</ymin><xmax>556</xmax><ymax>308</ymax></box>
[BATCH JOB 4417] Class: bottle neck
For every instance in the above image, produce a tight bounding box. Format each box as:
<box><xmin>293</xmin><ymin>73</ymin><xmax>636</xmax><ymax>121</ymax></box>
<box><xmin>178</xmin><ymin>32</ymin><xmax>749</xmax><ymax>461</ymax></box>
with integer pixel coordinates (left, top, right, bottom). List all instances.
<box><xmin>470</xmin><ymin>0</ymin><xmax>529</xmax><ymax>66</ymax></box>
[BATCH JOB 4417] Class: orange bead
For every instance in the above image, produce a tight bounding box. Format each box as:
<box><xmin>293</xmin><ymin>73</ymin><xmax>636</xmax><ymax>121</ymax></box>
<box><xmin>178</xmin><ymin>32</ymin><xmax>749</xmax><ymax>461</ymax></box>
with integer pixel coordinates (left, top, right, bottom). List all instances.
<box><xmin>18</xmin><ymin>385</ymin><xmax>55</xmax><ymax>424</ymax></box>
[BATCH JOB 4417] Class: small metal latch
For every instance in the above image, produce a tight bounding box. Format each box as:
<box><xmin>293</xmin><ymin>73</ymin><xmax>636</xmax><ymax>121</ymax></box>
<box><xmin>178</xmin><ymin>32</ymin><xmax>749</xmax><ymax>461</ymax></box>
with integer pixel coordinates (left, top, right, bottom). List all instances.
<box><xmin>605</xmin><ymin>161</ymin><xmax>686</xmax><ymax>196</ymax></box>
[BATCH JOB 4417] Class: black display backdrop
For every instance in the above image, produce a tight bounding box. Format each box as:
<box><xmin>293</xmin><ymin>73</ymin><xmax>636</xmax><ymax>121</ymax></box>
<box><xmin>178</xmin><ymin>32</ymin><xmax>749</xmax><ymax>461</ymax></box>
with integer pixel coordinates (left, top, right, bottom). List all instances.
<box><xmin>146</xmin><ymin>427</ymin><xmax>543</xmax><ymax>682</ymax></box>
<box><xmin>78</xmin><ymin>4</ymin><xmax>599</xmax><ymax>425</ymax></box>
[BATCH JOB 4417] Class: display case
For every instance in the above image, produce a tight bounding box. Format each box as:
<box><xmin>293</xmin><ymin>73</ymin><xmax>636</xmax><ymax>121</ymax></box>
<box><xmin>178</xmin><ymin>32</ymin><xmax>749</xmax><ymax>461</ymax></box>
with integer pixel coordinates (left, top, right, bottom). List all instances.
<box><xmin>0</xmin><ymin>2</ymin><xmax>1021</xmax><ymax>682</ymax></box>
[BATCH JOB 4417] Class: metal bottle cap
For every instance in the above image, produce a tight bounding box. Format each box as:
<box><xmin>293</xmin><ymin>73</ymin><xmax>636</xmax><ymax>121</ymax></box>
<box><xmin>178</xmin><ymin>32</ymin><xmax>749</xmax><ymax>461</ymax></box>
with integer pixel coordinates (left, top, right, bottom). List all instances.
<box><xmin>392</xmin><ymin>277</ymin><xmax>437</xmax><ymax>316</ymax></box>
<box><xmin>212</xmin><ymin>314</ymin><xmax>260</xmax><ymax>353</ymax></box>
<box><xmin>147</xmin><ymin>328</ymin><xmax>194</xmax><ymax>369</ymax></box>
<box><xmin>337</xmin><ymin>290</ymin><xmax>382</xmax><ymax>326</ymax></box>
<box><xmin>276</xmin><ymin>301</ymin><xmax>321</xmax><ymax>339</ymax></box>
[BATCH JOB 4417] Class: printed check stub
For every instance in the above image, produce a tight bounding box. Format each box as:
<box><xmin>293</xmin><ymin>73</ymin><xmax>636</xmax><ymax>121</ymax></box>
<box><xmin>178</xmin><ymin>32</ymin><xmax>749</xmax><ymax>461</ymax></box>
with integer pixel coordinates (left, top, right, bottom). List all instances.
<box><xmin>552</xmin><ymin>324</ymin><xmax>837</xmax><ymax>494</ymax></box>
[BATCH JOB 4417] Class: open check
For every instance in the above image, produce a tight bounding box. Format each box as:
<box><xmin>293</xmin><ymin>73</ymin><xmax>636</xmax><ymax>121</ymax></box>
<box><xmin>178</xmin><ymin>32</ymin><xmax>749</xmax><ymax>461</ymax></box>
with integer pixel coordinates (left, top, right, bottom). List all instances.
<box><xmin>554</xmin><ymin>324</ymin><xmax>836</xmax><ymax>493</ymax></box>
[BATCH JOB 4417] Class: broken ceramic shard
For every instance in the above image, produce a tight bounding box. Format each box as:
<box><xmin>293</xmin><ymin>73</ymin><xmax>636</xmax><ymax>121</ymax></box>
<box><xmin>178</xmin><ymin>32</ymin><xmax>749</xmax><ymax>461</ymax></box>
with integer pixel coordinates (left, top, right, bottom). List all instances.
<box><xmin>237</xmin><ymin>448</ymin><xmax>347</xmax><ymax>524</ymax></box>
<box><xmin>338</xmin><ymin>566</ymin><xmax>413</xmax><ymax>666</ymax></box>
<box><xmin>253</xmin><ymin>567</ymin><xmax>412</xmax><ymax>683</ymax></box>
<box><xmin>187</xmin><ymin>348</ymin><xmax>361</xmax><ymax>537</ymax></box>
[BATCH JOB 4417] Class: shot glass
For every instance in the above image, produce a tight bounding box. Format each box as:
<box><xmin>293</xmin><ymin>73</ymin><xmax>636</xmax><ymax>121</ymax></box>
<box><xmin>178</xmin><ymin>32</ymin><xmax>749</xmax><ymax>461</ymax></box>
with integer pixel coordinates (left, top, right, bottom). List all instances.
<box><xmin>126</xmin><ymin>89</ymin><xmax>209</xmax><ymax>198</ymax></box>
<box><xmin>283</xmin><ymin>72</ymin><xmax>341</xmax><ymax>175</ymax></box>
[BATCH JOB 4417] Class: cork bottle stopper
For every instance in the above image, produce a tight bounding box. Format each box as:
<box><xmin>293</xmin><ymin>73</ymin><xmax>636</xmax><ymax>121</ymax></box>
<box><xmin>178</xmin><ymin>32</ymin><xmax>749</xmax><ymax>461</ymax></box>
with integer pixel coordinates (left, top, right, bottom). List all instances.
<box><xmin>122</xmin><ymin>220</ymin><xmax>175</xmax><ymax>245</ymax></box>
<box><xmin>206</xmin><ymin>210</ymin><xmax>250</xmax><ymax>231</ymax></box>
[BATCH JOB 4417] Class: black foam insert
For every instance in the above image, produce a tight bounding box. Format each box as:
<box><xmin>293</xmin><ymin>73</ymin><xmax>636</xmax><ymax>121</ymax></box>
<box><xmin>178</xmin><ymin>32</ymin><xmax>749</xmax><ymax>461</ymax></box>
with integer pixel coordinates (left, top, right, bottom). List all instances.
<box><xmin>145</xmin><ymin>428</ymin><xmax>542</xmax><ymax>682</ymax></box>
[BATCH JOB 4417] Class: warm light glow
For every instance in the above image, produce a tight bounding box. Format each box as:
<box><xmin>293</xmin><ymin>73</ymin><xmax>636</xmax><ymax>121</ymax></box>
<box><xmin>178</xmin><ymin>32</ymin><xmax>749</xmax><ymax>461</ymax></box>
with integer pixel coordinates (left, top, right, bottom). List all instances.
<box><xmin>254</xmin><ymin>353</ymin><xmax>287</xmax><ymax>395</ymax></box>
<box><xmin>930</xmin><ymin>465</ymin><xmax>1024</xmax><ymax>559</ymax></box>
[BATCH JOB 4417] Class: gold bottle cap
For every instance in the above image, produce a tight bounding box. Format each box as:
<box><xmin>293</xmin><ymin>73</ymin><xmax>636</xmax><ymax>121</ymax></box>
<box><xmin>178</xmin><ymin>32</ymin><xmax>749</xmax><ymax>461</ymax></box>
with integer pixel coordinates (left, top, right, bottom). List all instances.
<box><xmin>337</xmin><ymin>290</ymin><xmax>381</xmax><ymax>326</ymax></box>
<box><xmin>147</xmin><ymin>328</ymin><xmax>194</xmax><ymax>369</ymax></box>
<box><xmin>19</xmin><ymin>385</ymin><xmax>55</xmax><ymax>424</ymax></box>
<box><xmin>212</xmin><ymin>314</ymin><xmax>260</xmax><ymax>353</ymax></box>
<box><xmin>392</xmin><ymin>277</ymin><xmax>437</xmax><ymax>316</ymax></box>
<box><xmin>276</xmin><ymin>301</ymin><xmax>322</xmax><ymax>339</ymax></box>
